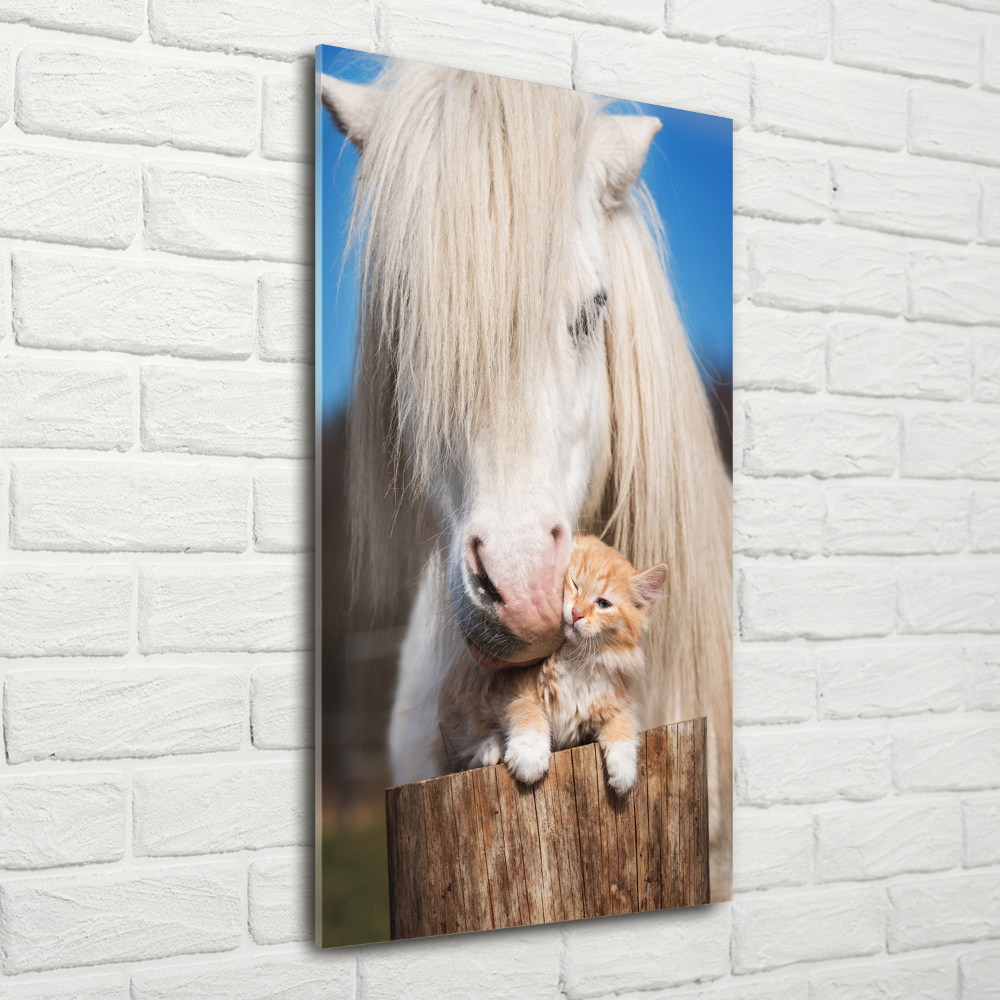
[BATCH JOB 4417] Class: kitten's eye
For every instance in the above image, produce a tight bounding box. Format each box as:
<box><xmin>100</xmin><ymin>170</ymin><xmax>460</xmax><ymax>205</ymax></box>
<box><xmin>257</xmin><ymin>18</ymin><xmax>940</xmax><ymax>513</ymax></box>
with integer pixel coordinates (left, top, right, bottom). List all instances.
<box><xmin>596</xmin><ymin>598</ymin><xmax>612</xmax><ymax>609</ymax></box>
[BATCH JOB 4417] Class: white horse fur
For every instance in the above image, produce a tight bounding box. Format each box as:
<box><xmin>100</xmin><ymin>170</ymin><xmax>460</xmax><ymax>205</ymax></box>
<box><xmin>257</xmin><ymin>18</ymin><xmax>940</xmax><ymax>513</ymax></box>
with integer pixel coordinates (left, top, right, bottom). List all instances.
<box><xmin>322</xmin><ymin>63</ymin><xmax>733</xmax><ymax>901</ymax></box>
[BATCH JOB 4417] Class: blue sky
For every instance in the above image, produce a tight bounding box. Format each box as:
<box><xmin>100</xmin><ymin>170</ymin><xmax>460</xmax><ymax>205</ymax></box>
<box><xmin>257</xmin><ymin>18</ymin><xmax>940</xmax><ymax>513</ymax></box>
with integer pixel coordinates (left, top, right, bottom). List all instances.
<box><xmin>316</xmin><ymin>45</ymin><xmax>733</xmax><ymax>419</ymax></box>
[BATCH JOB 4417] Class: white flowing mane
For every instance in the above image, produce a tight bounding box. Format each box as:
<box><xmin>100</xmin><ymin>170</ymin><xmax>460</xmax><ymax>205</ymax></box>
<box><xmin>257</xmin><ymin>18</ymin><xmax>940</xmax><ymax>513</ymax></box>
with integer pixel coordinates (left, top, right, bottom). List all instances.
<box><xmin>343</xmin><ymin>63</ymin><xmax>733</xmax><ymax>892</ymax></box>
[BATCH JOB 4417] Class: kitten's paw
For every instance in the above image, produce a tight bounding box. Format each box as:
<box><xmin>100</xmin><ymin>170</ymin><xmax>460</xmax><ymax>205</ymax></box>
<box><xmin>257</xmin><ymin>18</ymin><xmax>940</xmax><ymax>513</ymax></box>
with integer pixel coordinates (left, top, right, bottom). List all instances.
<box><xmin>504</xmin><ymin>730</ymin><xmax>551</xmax><ymax>785</ymax></box>
<box><xmin>603</xmin><ymin>740</ymin><xmax>638</xmax><ymax>795</ymax></box>
<box><xmin>470</xmin><ymin>734</ymin><xmax>502</xmax><ymax>768</ymax></box>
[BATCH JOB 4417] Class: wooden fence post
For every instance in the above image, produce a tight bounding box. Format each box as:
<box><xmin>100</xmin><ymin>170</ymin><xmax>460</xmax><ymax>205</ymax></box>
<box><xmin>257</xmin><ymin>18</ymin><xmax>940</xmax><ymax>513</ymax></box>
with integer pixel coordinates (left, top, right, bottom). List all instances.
<box><xmin>385</xmin><ymin>717</ymin><xmax>709</xmax><ymax>939</ymax></box>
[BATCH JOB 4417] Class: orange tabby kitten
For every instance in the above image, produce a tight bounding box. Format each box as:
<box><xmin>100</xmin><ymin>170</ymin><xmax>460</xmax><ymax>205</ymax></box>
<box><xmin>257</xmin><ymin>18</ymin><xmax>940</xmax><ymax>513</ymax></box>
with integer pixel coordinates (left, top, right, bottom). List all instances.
<box><xmin>439</xmin><ymin>534</ymin><xmax>667</xmax><ymax>794</ymax></box>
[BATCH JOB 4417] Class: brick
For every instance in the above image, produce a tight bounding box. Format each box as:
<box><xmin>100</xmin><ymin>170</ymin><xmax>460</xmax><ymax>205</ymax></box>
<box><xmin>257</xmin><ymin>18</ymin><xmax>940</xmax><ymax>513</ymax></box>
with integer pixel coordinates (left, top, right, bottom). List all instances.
<box><xmin>0</xmin><ymin>43</ymin><xmax>9</xmax><ymax>126</ymax></box>
<box><xmin>733</xmin><ymin>477</ymin><xmax>824</xmax><ymax>557</ymax></box>
<box><xmin>960</xmin><ymin>947</ymin><xmax>1000</xmax><ymax>1000</ymax></box>
<box><xmin>132</xmin><ymin>958</ymin><xmax>355</xmax><ymax>1000</ymax></box>
<box><xmin>894</xmin><ymin>721</ymin><xmax>1000</xmax><ymax>791</ymax></box>
<box><xmin>0</xmin><ymin>774</ymin><xmax>126</xmax><ymax>869</ymax></box>
<box><xmin>258</xmin><ymin>272</ymin><xmax>314</xmax><ymax>363</ymax></box>
<box><xmin>149</xmin><ymin>0</ymin><xmax>370</xmax><ymax>60</ymax></box>
<box><xmin>832</xmin><ymin>155</ymin><xmax>978</xmax><ymax>242</ymax></box>
<box><xmin>910</xmin><ymin>85</ymin><xmax>1000</xmax><ymax>166</ymax></box>
<box><xmin>968</xmin><ymin>644</ymin><xmax>1000</xmax><ymax>709</ymax></box>
<box><xmin>743</xmin><ymin>397</ymin><xmax>899</xmax><ymax>478</ymax></box>
<box><xmin>816</xmin><ymin>799</ymin><xmax>961</xmax><ymax>881</ymax></box>
<box><xmin>889</xmin><ymin>872</ymin><xmax>1000</xmax><ymax>951</ymax></box>
<box><xmin>13</xmin><ymin>250</ymin><xmax>254</xmax><ymax>359</ymax></box>
<box><xmin>489</xmin><ymin>0</ymin><xmax>662</xmax><ymax>31</ymax></box>
<box><xmin>139</xmin><ymin>564</ymin><xmax>309</xmax><ymax>653</ymax></box>
<box><xmin>574</xmin><ymin>27</ymin><xmax>751</xmax><ymax>125</ymax></box>
<box><xmin>141</xmin><ymin>364</ymin><xmax>311</xmax><ymax>459</ymax></box>
<box><xmin>732</xmin><ymin>808</ymin><xmax>813</xmax><ymax>891</ymax></box>
<box><xmin>824</xmin><ymin>483</ymin><xmax>967</xmax><ymax>554</ymax></box>
<box><xmin>987</xmin><ymin>25</ymin><xmax>1000</xmax><ymax>93</ymax></box>
<box><xmin>0</xmin><ymin>975</ymin><xmax>126</xmax><ymax>1000</ymax></box>
<box><xmin>903</xmin><ymin>410</ymin><xmax>1000</xmax><ymax>479</ymax></box>
<box><xmin>733</xmin><ymin>304</ymin><xmax>825</xmax><ymax>391</ymax></box>
<box><xmin>0</xmin><ymin>360</ymin><xmax>132</xmax><ymax>450</ymax></box>
<box><xmin>0</xmin><ymin>566</ymin><xmax>131</xmax><ymax>658</ymax></box>
<box><xmin>964</xmin><ymin>798</ymin><xmax>1000</xmax><ymax>867</ymax></box>
<box><xmin>133</xmin><ymin>761</ymin><xmax>308</xmax><ymax>856</ymax></box>
<box><xmin>901</xmin><ymin>562</ymin><xmax>1000</xmax><ymax>634</ymax></box>
<box><xmin>0</xmin><ymin>0</ymin><xmax>143</xmax><ymax>39</ymax></box>
<box><xmin>733</xmin><ymin>215</ymin><xmax>750</xmax><ymax>303</ymax></box>
<box><xmin>251</xmin><ymin>663</ymin><xmax>312</xmax><ymax>749</ymax></box>
<box><xmin>833</xmin><ymin>0</ymin><xmax>980</xmax><ymax>84</ymax></box>
<box><xmin>734</xmin><ymin>647</ymin><xmax>815</xmax><ymax>724</ymax></box>
<box><xmin>733</xmin><ymin>886</ymin><xmax>886</xmax><ymax>973</ymax></box>
<box><xmin>262</xmin><ymin>71</ymin><xmax>312</xmax><ymax>162</ymax></box>
<box><xmin>818</xmin><ymin>644</ymin><xmax>965</xmax><ymax>718</ymax></box>
<box><xmin>983</xmin><ymin>174</ymin><xmax>1000</xmax><ymax>244</ymax></box>
<box><xmin>750</xmin><ymin>224</ymin><xmax>906</xmax><ymax>315</ymax></box>
<box><xmin>668</xmin><ymin>0</ymin><xmax>827</xmax><ymax>57</ymax></box>
<box><xmin>560</xmin><ymin>906</ymin><xmax>730</xmax><ymax>997</ymax></box>
<box><xmin>754</xmin><ymin>60</ymin><xmax>906</xmax><ymax>150</ymax></box>
<box><xmin>811</xmin><ymin>956</ymin><xmax>957</xmax><ymax>1000</ymax></box>
<box><xmin>144</xmin><ymin>162</ymin><xmax>310</xmax><ymax>264</ymax></box>
<box><xmin>663</xmin><ymin>978</ymin><xmax>809</xmax><ymax>1000</ymax></box>
<box><xmin>362</xmin><ymin>925</ymin><xmax>563</xmax><ymax>1000</ymax></box>
<box><xmin>736</xmin><ymin>728</ymin><xmax>889</xmax><ymax>805</ymax></box>
<box><xmin>910</xmin><ymin>249</ymin><xmax>1000</xmax><ymax>326</ymax></box>
<box><xmin>376</xmin><ymin>0</ymin><xmax>574</xmax><ymax>91</ymax></box>
<box><xmin>0</xmin><ymin>146</ymin><xmax>137</xmax><ymax>248</ymax></box>
<box><xmin>741</xmin><ymin>563</ymin><xmax>896</xmax><ymax>641</ymax></box>
<box><xmin>11</xmin><ymin>460</ymin><xmax>247</xmax><ymax>552</ymax></box>
<box><xmin>248</xmin><ymin>857</ymin><xmax>311</xmax><ymax>943</ymax></box>
<box><xmin>827</xmin><ymin>318</ymin><xmax>969</xmax><ymax>401</ymax></box>
<box><xmin>4</xmin><ymin>667</ymin><xmax>244</xmax><ymax>763</ymax></box>
<box><xmin>974</xmin><ymin>334</ymin><xmax>1000</xmax><ymax>402</ymax></box>
<box><xmin>16</xmin><ymin>46</ymin><xmax>256</xmax><ymax>155</ymax></box>
<box><xmin>0</xmin><ymin>864</ymin><xmax>243</xmax><ymax>974</ymax></box>
<box><xmin>254</xmin><ymin>465</ymin><xmax>310</xmax><ymax>552</ymax></box>
<box><xmin>734</xmin><ymin>134</ymin><xmax>829</xmax><ymax>223</ymax></box>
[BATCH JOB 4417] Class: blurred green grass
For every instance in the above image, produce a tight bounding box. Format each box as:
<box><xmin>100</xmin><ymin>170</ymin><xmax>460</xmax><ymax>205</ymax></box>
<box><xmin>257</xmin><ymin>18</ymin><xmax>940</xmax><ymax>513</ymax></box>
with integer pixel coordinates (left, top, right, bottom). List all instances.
<box><xmin>320</xmin><ymin>809</ymin><xmax>391</xmax><ymax>947</ymax></box>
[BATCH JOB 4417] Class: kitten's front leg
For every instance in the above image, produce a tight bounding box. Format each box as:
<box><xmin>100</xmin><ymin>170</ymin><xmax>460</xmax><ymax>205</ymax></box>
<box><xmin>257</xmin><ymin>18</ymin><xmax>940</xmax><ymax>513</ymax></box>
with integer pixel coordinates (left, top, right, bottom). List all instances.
<box><xmin>503</xmin><ymin>695</ymin><xmax>551</xmax><ymax>785</ymax></box>
<box><xmin>598</xmin><ymin>707</ymin><xmax>640</xmax><ymax>795</ymax></box>
<box><xmin>469</xmin><ymin>731</ymin><xmax>503</xmax><ymax>768</ymax></box>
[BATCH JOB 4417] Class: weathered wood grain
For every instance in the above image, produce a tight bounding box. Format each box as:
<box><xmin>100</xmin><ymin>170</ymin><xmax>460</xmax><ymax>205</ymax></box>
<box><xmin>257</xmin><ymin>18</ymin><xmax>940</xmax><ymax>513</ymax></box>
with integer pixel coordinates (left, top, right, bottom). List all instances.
<box><xmin>385</xmin><ymin>719</ymin><xmax>709</xmax><ymax>939</ymax></box>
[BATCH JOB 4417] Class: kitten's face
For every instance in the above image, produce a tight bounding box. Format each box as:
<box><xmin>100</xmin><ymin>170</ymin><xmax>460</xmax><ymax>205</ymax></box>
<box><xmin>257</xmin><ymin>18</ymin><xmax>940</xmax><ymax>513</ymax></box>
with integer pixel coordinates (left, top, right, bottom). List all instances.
<box><xmin>561</xmin><ymin>534</ymin><xmax>667</xmax><ymax>655</ymax></box>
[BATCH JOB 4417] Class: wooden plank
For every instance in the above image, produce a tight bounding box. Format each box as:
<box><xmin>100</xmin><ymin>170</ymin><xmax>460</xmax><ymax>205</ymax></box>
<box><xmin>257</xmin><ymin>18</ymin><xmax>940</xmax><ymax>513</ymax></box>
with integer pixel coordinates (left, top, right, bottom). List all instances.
<box><xmin>420</xmin><ymin>776</ymin><xmax>462</xmax><ymax>935</ymax></box>
<box><xmin>570</xmin><ymin>743</ymin><xmax>610</xmax><ymax>919</ymax></box>
<box><xmin>473</xmin><ymin>765</ymin><xmax>520</xmax><ymax>928</ymax></box>
<box><xmin>550</xmin><ymin>746</ymin><xmax>586</xmax><ymax>922</ymax></box>
<box><xmin>664</xmin><ymin>721</ymin><xmax>684</xmax><ymax>909</ymax></box>
<box><xmin>532</xmin><ymin>761</ymin><xmax>566</xmax><ymax>924</ymax></box>
<box><xmin>384</xmin><ymin>720</ymin><xmax>710</xmax><ymax>938</ymax></box>
<box><xmin>610</xmin><ymin>779</ymin><xmax>638</xmax><ymax>915</ymax></box>
<box><xmin>641</xmin><ymin>726</ymin><xmax>667</xmax><ymax>912</ymax></box>
<box><xmin>496</xmin><ymin>765</ymin><xmax>544</xmax><ymax>926</ymax></box>
<box><xmin>451</xmin><ymin>768</ymin><xmax>494</xmax><ymax>932</ymax></box>
<box><xmin>385</xmin><ymin>780</ymin><xmax>429</xmax><ymax>939</ymax></box>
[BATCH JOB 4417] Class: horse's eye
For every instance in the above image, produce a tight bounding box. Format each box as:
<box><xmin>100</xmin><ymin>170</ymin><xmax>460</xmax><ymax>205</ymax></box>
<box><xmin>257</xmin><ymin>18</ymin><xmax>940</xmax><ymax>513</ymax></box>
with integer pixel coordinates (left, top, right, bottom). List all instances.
<box><xmin>596</xmin><ymin>597</ymin><xmax>612</xmax><ymax>609</ymax></box>
<box><xmin>569</xmin><ymin>289</ymin><xmax>608</xmax><ymax>341</ymax></box>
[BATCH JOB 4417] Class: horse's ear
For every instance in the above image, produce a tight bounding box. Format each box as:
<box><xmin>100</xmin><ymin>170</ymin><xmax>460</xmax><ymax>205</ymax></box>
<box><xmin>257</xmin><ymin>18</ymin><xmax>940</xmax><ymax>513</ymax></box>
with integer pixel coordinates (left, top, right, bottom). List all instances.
<box><xmin>320</xmin><ymin>75</ymin><xmax>380</xmax><ymax>151</ymax></box>
<box><xmin>589</xmin><ymin>114</ymin><xmax>661</xmax><ymax>212</ymax></box>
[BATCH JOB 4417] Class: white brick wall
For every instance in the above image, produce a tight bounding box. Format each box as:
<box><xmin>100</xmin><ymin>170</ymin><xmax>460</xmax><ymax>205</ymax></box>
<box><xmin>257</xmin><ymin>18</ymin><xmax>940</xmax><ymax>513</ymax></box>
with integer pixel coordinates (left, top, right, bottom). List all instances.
<box><xmin>0</xmin><ymin>0</ymin><xmax>997</xmax><ymax>997</ymax></box>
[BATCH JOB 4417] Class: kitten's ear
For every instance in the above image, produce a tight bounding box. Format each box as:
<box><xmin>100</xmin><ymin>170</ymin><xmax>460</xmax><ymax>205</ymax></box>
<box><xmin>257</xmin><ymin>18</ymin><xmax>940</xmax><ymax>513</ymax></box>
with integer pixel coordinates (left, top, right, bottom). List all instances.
<box><xmin>633</xmin><ymin>563</ymin><xmax>668</xmax><ymax>608</ymax></box>
<box><xmin>589</xmin><ymin>114</ymin><xmax>661</xmax><ymax>213</ymax></box>
<box><xmin>320</xmin><ymin>75</ymin><xmax>381</xmax><ymax>152</ymax></box>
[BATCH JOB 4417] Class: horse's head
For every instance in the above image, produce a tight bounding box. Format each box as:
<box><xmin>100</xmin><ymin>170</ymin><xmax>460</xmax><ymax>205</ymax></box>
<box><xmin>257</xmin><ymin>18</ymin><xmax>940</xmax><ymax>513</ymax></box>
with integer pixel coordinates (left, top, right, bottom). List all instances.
<box><xmin>325</xmin><ymin>67</ymin><xmax>660</xmax><ymax>667</ymax></box>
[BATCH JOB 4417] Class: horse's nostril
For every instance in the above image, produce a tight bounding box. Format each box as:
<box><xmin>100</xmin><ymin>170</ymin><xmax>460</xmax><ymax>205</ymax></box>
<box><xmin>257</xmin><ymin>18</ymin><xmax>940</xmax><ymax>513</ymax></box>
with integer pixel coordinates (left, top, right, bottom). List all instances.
<box><xmin>468</xmin><ymin>537</ymin><xmax>504</xmax><ymax>605</ymax></box>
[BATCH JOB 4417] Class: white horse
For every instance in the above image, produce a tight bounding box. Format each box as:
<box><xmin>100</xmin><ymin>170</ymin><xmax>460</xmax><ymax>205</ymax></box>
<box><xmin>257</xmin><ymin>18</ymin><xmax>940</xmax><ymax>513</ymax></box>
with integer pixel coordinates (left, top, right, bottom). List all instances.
<box><xmin>322</xmin><ymin>63</ymin><xmax>733</xmax><ymax>901</ymax></box>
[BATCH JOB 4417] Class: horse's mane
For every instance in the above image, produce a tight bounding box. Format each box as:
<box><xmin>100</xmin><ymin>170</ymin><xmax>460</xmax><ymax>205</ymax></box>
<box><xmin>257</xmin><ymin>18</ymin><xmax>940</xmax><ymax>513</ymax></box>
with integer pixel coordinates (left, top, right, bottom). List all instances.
<box><xmin>344</xmin><ymin>63</ymin><xmax>732</xmax><ymax>888</ymax></box>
